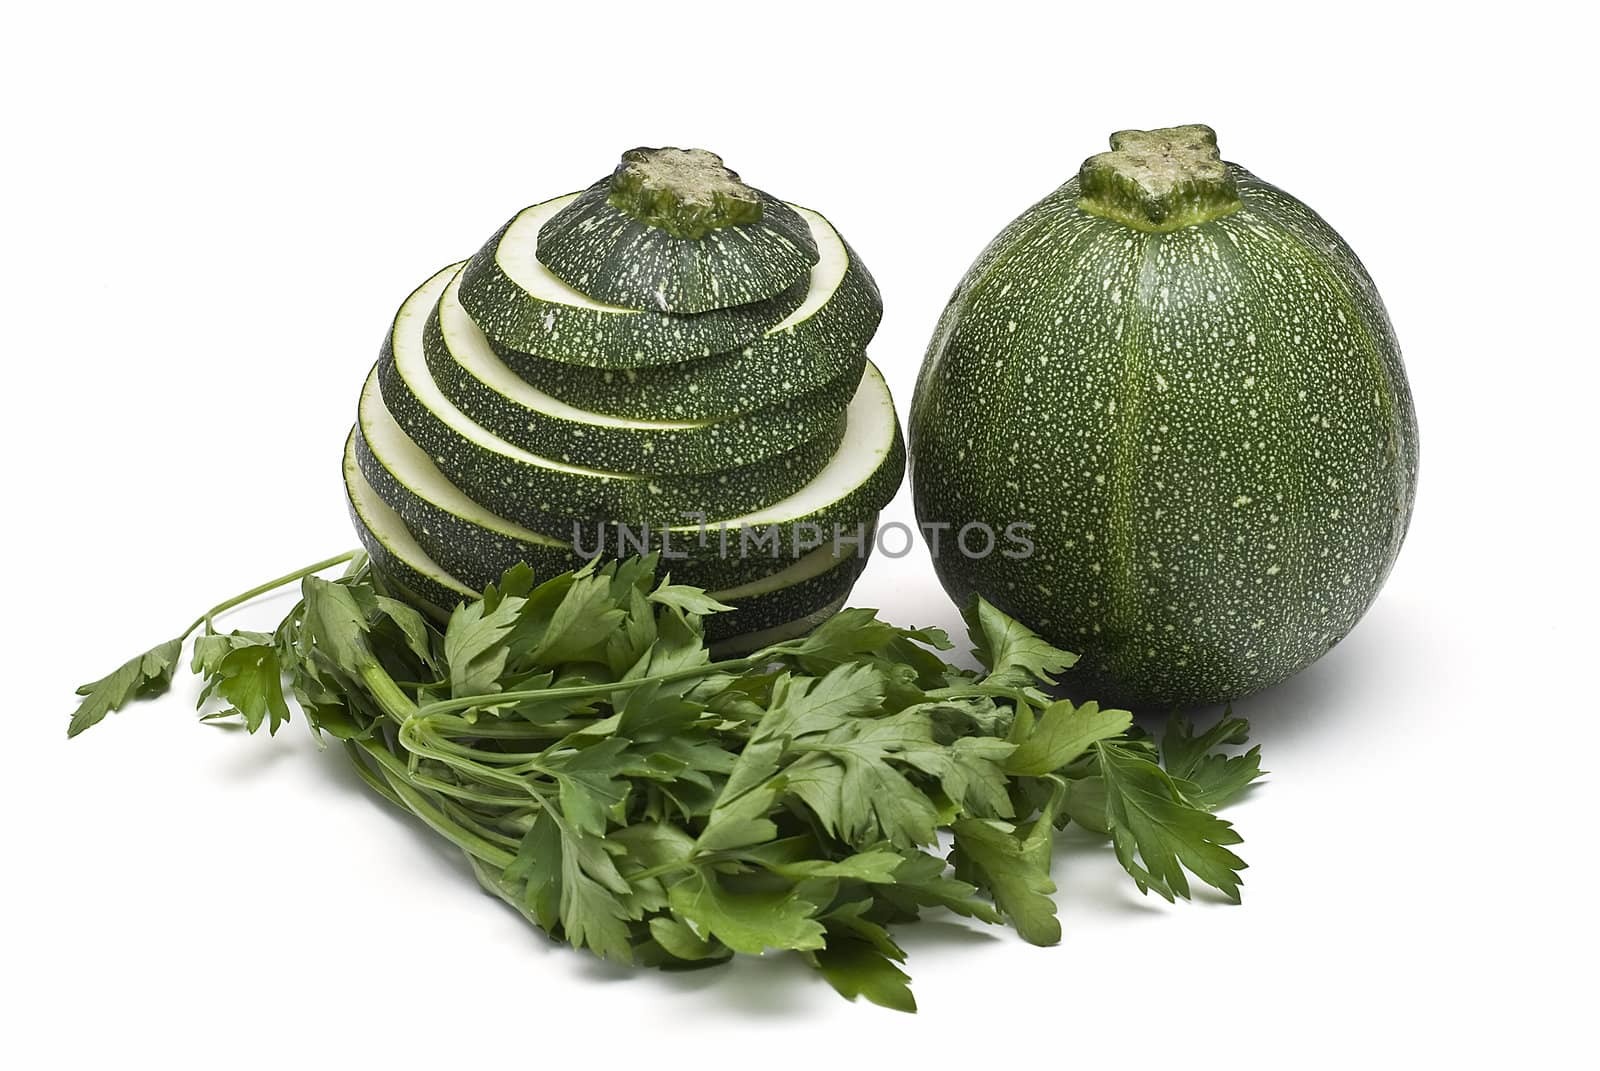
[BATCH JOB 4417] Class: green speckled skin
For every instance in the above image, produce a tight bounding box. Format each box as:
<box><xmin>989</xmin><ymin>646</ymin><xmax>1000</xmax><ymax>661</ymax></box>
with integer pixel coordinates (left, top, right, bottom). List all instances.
<box><xmin>500</xmin><ymin>342</ymin><xmax>868</xmax><ymax>423</ymax></box>
<box><xmin>703</xmin><ymin>548</ymin><xmax>871</xmax><ymax>642</ymax></box>
<box><xmin>349</xmin><ymin>425</ymin><xmax>873</xmax><ymax>641</ymax></box>
<box><xmin>495</xmin><ymin>229</ymin><xmax>881</xmax><ymax>420</ymax></box>
<box><xmin>353</xmin><ymin>419</ymin><xmax>880</xmax><ymax>592</ymax></box>
<box><xmin>424</xmin><ymin>300</ymin><xmax>859</xmax><ymax>474</ymax></box>
<box><xmin>351</xmin><ymin>424</ymin><xmax>585</xmax><ymax>584</ymax></box>
<box><xmin>911</xmin><ymin>165</ymin><xmax>1418</xmax><ymax>708</ymax></box>
<box><xmin>346</xmin><ymin>501</ymin><xmax>468</xmax><ymax>615</ymax></box>
<box><xmin>536</xmin><ymin>178</ymin><xmax>818</xmax><ymax>314</ymax></box>
<box><xmin>343</xmin><ymin>438</ymin><xmax>472</xmax><ymax>613</ymax></box>
<box><xmin>459</xmin><ymin>205</ymin><xmax>809</xmax><ymax>368</ymax></box>
<box><xmin>376</xmin><ymin>350</ymin><xmax>845</xmax><ymax>537</ymax></box>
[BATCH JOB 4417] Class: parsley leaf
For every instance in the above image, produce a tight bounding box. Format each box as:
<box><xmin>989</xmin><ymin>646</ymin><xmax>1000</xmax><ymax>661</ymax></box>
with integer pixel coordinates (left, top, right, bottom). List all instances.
<box><xmin>444</xmin><ymin>596</ymin><xmax>523</xmax><ymax>698</ymax></box>
<box><xmin>810</xmin><ymin>901</ymin><xmax>916</xmax><ymax>1012</ymax></box>
<box><xmin>950</xmin><ymin>782</ymin><xmax>1063</xmax><ymax>946</ymax></box>
<box><xmin>667</xmin><ymin>873</ymin><xmax>827</xmax><ymax>955</ymax></box>
<box><xmin>511</xmin><ymin>809</ymin><xmax>635</xmax><ymax>961</ymax></box>
<box><xmin>195</xmin><ymin>632</ymin><xmax>292</xmax><ymax>734</ymax></box>
<box><xmin>1006</xmin><ymin>699</ymin><xmax>1133</xmax><ymax>777</ymax></box>
<box><xmin>963</xmin><ymin>596</ymin><xmax>1078</xmax><ymax>686</ymax></box>
<box><xmin>68</xmin><ymin>638</ymin><xmax>184</xmax><ymax>737</ymax></box>
<box><xmin>648</xmin><ymin>577</ymin><xmax>736</xmax><ymax>616</ymax></box>
<box><xmin>1161</xmin><ymin>711</ymin><xmax>1266</xmax><ymax>810</ymax></box>
<box><xmin>1096</xmin><ymin>741</ymin><xmax>1248</xmax><ymax>902</ymax></box>
<box><xmin>301</xmin><ymin>576</ymin><xmax>375</xmax><ymax>671</ymax></box>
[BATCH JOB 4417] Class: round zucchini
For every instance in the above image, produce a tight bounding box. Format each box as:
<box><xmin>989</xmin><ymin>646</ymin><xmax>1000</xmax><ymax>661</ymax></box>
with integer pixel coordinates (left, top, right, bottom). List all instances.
<box><xmin>910</xmin><ymin>125</ymin><xmax>1419</xmax><ymax>707</ymax></box>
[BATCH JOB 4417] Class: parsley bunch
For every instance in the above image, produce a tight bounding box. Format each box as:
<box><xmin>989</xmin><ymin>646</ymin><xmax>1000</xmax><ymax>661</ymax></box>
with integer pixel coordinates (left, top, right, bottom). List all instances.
<box><xmin>69</xmin><ymin>552</ymin><xmax>1262</xmax><ymax>1011</ymax></box>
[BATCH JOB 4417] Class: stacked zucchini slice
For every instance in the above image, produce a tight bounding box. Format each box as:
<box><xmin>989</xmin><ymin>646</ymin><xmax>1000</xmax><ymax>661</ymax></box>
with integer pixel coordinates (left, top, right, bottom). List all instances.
<box><xmin>344</xmin><ymin>148</ymin><xmax>904</xmax><ymax>642</ymax></box>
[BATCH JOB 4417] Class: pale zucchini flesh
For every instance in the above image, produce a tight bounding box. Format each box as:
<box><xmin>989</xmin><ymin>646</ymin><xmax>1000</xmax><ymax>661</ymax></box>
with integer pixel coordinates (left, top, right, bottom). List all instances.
<box><xmin>375</xmin><ymin>265</ymin><xmax>844</xmax><ymax>536</ymax></box>
<box><xmin>346</xmin><ymin>427</ymin><xmax>872</xmax><ymax>640</ymax></box>
<box><xmin>458</xmin><ymin>195</ymin><xmax>810</xmax><ymax>367</ymax></box>
<box><xmin>357</xmin><ymin>351</ymin><xmax>893</xmax><ymax>591</ymax></box>
<box><xmin>425</xmin><ymin>265</ymin><xmax>855</xmax><ymax>473</ymax></box>
<box><xmin>491</xmin><ymin>210</ymin><xmax>880</xmax><ymax>420</ymax></box>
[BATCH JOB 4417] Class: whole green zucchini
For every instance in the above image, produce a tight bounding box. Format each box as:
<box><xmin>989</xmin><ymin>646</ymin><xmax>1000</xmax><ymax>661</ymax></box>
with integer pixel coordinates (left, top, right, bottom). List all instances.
<box><xmin>911</xmin><ymin>125</ymin><xmax>1418</xmax><ymax>707</ymax></box>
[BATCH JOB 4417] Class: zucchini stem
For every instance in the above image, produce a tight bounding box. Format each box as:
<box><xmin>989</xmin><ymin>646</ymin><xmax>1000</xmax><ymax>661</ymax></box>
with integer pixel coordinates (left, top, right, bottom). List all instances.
<box><xmin>1077</xmin><ymin>125</ymin><xmax>1242</xmax><ymax>232</ymax></box>
<box><xmin>607</xmin><ymin>147</ymin><xmax>764</xmax><ymax>239</ymax></box>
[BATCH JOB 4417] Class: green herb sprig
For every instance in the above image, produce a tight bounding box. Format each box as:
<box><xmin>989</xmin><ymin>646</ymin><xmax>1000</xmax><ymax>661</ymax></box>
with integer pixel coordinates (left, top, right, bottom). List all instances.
<box><xmin>68</xmin><ymin>552</ymin><xmax>1263</xmax><ymax>1011</ymax></box>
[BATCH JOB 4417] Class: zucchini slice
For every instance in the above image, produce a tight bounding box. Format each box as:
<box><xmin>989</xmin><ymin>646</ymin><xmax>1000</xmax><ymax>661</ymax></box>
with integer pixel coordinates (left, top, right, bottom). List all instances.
<box><xmin>663</xmin><ymin>361</ymin><xmax>904</xmax><ymax>553</ymax></box>
<box><xmin>709</xmin><ymin>594</ymin><xmax>850</xmax><ymax>656</ymax></box>
<box><xmin>362</xmin><ymin>337</ymin><xmax>901</xmax><ymax>584</ymax></box>
<box><xmin>701</xmin><ymin>535</ymin><xmax>872</xmax><ymax>641</ymax></box>
<box><xmin>354</xmin><ymin>378</ymin><xmax>851</xmax><ymax>592</ymax></box>
<box><xmin>375</xmin><ymin>265</ymin><xmax>844</xmax><ymax>535</ymax></box>
<box><xmin>459</xmin><ymin>194</ymin><xmax>809</xmax><ymax>367</ymax></box>
<box><xmin>534</xmin><ymin>148</ymin><xmax>818</xmax><ymax>314</ymax></box>
<box><xmin>343</xmin><ymin>432</ymin><xmax>473</xmax><ymax>613</ymax></box>
<box><xmin>494</xmin><ymin>209</ymin><xmax>880</xmax><ymax>419</ymax></box>
<box><xmin>347</xmin><ymin>427</ymin><xmax>870</xmax><ymax>638</ymax></box>
<box><xmin>424</xmin><ymin>265</ymin><xmax>855</xmax><ymax>473</ymax></box>
<box><xmin>352</xmin><ymin>378</ymin><xmax>584</xmax><ymax>585</ymax></box>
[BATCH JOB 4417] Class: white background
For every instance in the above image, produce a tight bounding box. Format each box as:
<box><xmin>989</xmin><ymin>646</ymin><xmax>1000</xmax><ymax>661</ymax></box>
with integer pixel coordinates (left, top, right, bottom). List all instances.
<box><xmin>4</xmin><ymin>1</ymin><xmax>1594</xmax><ymax>1067</ymax></box>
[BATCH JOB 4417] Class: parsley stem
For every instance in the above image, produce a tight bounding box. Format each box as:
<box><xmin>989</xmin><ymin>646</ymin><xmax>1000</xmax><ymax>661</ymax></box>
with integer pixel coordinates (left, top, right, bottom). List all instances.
<box><xmin>354</xmin><ymin>737</ymin><xmax>515</xmax><ymax>868</ymax></box>
<box><xmin>183</xmin><ymin>550</ymin><xmax>360</xmax><ymax>637</ymax></box>
<box><xmin>626</xmin><ymin>858</ymin><xmax>700</xmax><ymax>882</ymax></box>
<box><xmin>410</xmin><ymin>653</ymin><xmax>766</xmax><ymax>720</ymax></box>
<box><xmin>627</xmin><ymin>847</ymin><xmax>750</xmax><ymax>883</ymax></box>
<box><xmin>924</xmin><ymin>683</ymin><xmax>1035</xmax><ymax>705</ymax></box>
<box><xmin>409</xmin><ymin>716</ymin><xmax>593</xmax><ymax>739</ymax></box>
<box><xmin>358</xmin><ymin>661</ymin><xmax>420</xmax><ymax>724</ymax></box>
<box><xmin>409</xmin><ymin>768</ymin><xmax>536</xmax><ymax>808</ymax></box>
<box><xmin>398</xmin><ymin>717</ymin><xmax>546</xmax><ymax>798</ymax></box>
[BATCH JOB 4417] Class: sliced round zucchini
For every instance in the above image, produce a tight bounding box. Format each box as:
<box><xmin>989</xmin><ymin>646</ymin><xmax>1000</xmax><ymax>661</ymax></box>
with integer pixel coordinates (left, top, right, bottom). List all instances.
<box><xmin>702</xmin><ymin>537</ymin><xmax>871</xmax><ymax>641</ymax></box>
<box><xmin>708</xmin><ymin>594</ymin><xmax>850</xmax><ymax>656</ymax></box>
<box><xmin>343</xmin><ymin>431</ymin><xmax>473</xmax><ymax>614</ymax></box>
<box><xmin>459</xmin><ymin>195</ymin><xmax>809</xmax><ymax>367</ymax></box>
<box><xmin>423</xmin><ymin>265</ymin><xmax>855</xmax><ymax>473</ymax></box>
<box><xmin>534</xmin><ymin>148</ymin><xmax>818</xmax><ymax>314</ymax></box>
<box><xmin>352</xmin><ymin>382</ymin><xmax>585</xmax><ymax>585</ymax></box>
<box><xmin>661</xmin><ymin>361</ymin><xmax>905</xmax><ymax>552</ymax></box>
<box><xmin>376</xmin><ymin>266</ymin><xmax>845</xmax><ymax>536</ymax></box>
<box><xmin>363</xmin><ymin>334</ymin><xmax>901</xmax><ymax>583</ymax></box>
<box><xmin>493</xmin><ymin>210</ymin><xmax>880</xmax><ymax>420</ymax></box>
<box><xmin>348</xmin><ymin>426</ymin><xmax>871</xmax><ymax>638</ymax></box>
<box><xmin>353</xmin><ymin>377</ymin><xmax>853</xmax><ymax>592</ymax></box>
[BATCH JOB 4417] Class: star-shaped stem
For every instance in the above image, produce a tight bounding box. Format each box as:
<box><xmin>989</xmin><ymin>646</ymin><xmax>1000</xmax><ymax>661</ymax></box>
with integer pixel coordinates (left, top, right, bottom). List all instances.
<box><xmin>607</xmin><ymin>147</ymin><xmax>765</xmax><ymax>239</ymax></box>
<box><xmin>1077</xmin><ymin>124</ymin><xmax>1242</xmax><ymax>232</ymax></box>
